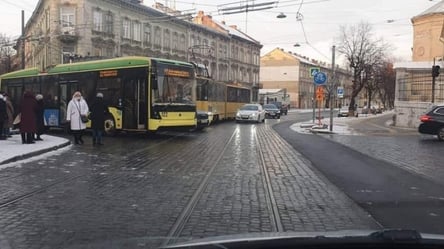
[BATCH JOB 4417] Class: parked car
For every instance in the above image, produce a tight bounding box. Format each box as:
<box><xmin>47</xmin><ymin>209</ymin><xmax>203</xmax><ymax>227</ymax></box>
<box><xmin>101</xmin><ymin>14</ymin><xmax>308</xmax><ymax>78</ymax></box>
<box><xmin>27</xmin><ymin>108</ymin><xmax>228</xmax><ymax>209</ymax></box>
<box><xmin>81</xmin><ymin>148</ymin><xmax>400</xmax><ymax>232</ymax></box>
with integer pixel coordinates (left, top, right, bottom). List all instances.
<box><xmin>337</xmin><ymin>107</ymin><xmax>349</xmax><ymax>117</ymax></box>
<box><xmin>263</xmin><ymin>104</ymin><xmax>281</xmax><ymax>119</ymax></box>
<box><xmin>235</xmin><ymin>104</ymin><xmax>266</xmax><ymax>123</ymax></box>
<box><xmin>418</xmin><ymin>104</ymin><xmax>444</xmax><ymax>141</ymax></box>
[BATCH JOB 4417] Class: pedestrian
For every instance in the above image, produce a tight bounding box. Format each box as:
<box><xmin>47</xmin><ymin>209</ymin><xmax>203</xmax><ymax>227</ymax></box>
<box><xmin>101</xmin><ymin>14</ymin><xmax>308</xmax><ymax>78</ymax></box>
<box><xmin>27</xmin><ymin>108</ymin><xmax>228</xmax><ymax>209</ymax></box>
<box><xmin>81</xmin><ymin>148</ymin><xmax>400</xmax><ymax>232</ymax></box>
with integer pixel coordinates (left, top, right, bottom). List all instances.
<box><xmin>0</xmin><ymin>93</ymin><xmax>7</xmax><ymax>140</ymax></box>
<box><xmin>90</xmin><ymin>92</ymin><xmax>109</xmax><ymax>145</ymax></box>
<box><xmin>3</xmin><ymin>93</ymin><xmax>14</xmax><ymax>138</ymax></box>
<box><xmin>19</xmin><ymin>91</ymin><xmax>38</xmax><ymax>144</ymax></box>
<box><xmin>66</xmin><ymin>91</ymin><xmax>89</xmax><ymax>145</ymax></box>
<box><xmin>35</xmin><ymin>94</ymin><xmax>45</xmax><ymax>141</ymax></box>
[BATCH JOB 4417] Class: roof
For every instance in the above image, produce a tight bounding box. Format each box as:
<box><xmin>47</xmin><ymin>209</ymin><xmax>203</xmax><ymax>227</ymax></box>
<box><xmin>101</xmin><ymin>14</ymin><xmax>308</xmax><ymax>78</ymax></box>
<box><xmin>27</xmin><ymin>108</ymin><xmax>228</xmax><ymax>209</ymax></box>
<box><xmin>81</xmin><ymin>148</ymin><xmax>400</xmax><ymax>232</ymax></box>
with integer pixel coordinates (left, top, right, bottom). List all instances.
<box><xmin>259</xmin><ymin>88</ymin><xmax>285</xmax><ymax>94</ymax></box>
<box><xmin>394</xmin><ymin>61</ymin><xmax>437</xmax><ymax>69</ymax></box>
<box><xmin>212</xmin><ymin>19</ymin><xmax>261</xmax><ymax>45</ymax></box>
<box><xmin>413</xmin><ymin>0</ymin><xmax>444</xmax><ymax>20</ymax></box>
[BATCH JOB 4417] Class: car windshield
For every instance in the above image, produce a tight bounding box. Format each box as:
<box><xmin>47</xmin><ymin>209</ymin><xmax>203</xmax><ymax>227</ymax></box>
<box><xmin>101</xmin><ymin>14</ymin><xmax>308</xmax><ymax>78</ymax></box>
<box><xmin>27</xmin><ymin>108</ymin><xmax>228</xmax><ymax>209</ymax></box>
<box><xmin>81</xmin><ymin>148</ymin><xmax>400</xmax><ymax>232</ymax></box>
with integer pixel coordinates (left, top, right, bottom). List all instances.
<box><xmin>264</xmin><ymin>104</ymin><xmax>278</xmax><ymax>109</ymax></box>
<box><xmin>240</xmin><ymin>105</ymin><xmax>258</xmax><ymax>111</ymax></box>
<box><xmin>3</xmin><ymin>1</ymin><xmax>444</xmax><ymax>249</ymax></box>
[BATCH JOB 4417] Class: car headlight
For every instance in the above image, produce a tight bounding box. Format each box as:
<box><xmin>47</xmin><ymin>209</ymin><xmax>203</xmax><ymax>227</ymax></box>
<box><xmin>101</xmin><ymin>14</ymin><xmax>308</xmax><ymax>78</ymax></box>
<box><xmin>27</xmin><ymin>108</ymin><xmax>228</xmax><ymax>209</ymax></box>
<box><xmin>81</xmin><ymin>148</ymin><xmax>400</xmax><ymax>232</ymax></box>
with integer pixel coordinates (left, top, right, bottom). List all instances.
<box><xmin>251</xmin><ymin>112</ymin><xmax>258</xmax><ymax>117</ymax></box>
<box><xmin>236</xmin><ymin>112</ymin><xmax>241</xmax><ymax>117</ymax></box>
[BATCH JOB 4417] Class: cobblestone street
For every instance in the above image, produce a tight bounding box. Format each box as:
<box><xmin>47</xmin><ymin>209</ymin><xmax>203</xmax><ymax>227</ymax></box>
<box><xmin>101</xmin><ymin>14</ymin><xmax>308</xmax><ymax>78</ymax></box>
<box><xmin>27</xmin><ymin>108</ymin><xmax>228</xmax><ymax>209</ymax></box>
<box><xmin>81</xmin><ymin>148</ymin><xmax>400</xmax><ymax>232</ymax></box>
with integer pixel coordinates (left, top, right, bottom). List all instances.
<box><xmin>0</xmin><ymin>116</ymin><xmax>377</xmax><ymax>249</ymax></box>
<box><xmin>324</xmin><ymin>114</ymin><xmax>444</xmax><ymax>185</ymax></box>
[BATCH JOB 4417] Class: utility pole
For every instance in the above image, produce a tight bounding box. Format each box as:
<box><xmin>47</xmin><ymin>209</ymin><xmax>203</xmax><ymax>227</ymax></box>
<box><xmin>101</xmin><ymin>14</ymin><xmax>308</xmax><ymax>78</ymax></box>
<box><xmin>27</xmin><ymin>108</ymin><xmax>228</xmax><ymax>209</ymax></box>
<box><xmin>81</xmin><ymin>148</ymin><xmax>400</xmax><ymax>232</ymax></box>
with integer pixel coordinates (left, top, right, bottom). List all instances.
<box><xmin>21</xmin><ymin>10</ymin><xmax>25</xmax><ymax>69</ymax></box>
<box><xmin>329</xmin><ymin>45</ymin><xmax>335</xmax><ymax>132</ymax></box>
<box><xmin>432</xmin><ymin>57</ymin><xmax>440</xmax><ymax>104</ymax></box>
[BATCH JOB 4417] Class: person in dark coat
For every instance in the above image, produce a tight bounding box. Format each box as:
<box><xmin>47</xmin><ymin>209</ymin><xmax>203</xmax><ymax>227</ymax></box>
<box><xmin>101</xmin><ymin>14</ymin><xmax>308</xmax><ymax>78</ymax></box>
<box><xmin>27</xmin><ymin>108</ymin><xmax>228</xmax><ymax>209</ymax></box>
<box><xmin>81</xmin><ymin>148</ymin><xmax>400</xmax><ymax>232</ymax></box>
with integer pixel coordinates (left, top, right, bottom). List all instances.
<box><xmin>20</xmin><ymin>91</ymin><xmax>38</xmax><ymax>144</ymax></box>
<box><xmin>35</xmin><ymin>94</ymin><xmax>45</xmax><ymax>141</ymax></box>
<box><xmin>0</xmin><ymin>93</ymin><xmax>6</xmax><ymax>140</ymax></box>
<box><xmin>90</xmin><ymin>92</ymin><xmax>109</xmax><ymax>145</ymax></box>
<box><xmin>3</xmin><ymin>93</ymin><xmax>14</xmax><ymax>137</ymax></box>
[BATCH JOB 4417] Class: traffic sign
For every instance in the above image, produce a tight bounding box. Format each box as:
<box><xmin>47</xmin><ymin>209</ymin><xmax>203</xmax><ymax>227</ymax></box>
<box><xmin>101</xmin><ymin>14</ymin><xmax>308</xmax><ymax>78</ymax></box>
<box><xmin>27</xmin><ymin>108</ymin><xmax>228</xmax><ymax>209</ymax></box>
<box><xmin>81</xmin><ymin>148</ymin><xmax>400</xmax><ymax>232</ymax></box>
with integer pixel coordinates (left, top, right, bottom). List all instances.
<box><xmin>313</xmin><ymin>72</ymin><xmax>327</xmax><ymax>85</ymax></box>
<box><xmin>309</xmin><ymin>67</ymin><xmax>320</xmax><ymax>78</ymax></box>
<box><xmin>337</xmin><ymin>86</ymin><xmax>344</xmax><ymax>98</ymax></box>
<box><xmin>316</xmin><ymin>86</ymin><xmax>324</xmax><ymax>100</ymax></box>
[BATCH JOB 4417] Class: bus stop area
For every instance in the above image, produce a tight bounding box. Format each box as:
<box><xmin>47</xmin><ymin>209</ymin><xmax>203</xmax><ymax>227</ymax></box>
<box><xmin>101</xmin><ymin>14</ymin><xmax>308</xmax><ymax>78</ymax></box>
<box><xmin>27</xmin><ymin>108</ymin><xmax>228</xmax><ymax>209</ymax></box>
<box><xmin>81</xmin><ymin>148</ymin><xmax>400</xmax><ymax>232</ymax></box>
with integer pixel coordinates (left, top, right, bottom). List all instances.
<box><xmin>0</xmin><ymin>134</ymin><xmax>70</xmax><ymax>166</ymax></box>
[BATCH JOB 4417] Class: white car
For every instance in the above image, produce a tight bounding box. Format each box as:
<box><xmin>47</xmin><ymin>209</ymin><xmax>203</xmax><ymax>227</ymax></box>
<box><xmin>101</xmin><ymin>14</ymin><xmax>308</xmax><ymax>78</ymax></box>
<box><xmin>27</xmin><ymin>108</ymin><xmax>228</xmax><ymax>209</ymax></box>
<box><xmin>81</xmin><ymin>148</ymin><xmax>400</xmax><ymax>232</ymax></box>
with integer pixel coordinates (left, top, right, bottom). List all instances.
<box><xmin>235</xmin><ymin>104</ymin><xmax>266</xmax><ymax>123</ymax></box>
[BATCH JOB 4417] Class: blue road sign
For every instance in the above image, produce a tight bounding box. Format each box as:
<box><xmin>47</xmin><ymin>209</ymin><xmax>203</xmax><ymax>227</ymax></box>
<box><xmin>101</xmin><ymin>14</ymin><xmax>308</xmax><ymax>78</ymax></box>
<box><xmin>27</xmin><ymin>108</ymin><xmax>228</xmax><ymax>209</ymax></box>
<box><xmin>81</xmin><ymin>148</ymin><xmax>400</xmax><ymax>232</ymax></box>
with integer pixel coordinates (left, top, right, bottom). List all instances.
<box><xmin>310</xmin><ymin>67</ymin><xmax>320</xmax><ymax>78</ymax></box>
<box><xmin>313</xmin><ymin>72</ymin><xmax>327</xmax><ymax>85</ymax></box>
<box><xmin>337</xmin><ymin>87</ymin><xmax>344</xmax><ymax>98</ymax></box>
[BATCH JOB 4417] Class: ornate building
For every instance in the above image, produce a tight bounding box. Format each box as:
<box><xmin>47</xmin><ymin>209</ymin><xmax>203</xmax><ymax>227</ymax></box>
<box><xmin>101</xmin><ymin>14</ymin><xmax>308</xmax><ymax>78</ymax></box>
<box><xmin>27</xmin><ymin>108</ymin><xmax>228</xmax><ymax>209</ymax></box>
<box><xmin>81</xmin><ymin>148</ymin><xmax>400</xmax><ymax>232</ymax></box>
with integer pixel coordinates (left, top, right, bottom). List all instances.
<box><xmin>19</xmin><ymin>0</ymin><xmax>262</xmax><ymax>96</ymax></box>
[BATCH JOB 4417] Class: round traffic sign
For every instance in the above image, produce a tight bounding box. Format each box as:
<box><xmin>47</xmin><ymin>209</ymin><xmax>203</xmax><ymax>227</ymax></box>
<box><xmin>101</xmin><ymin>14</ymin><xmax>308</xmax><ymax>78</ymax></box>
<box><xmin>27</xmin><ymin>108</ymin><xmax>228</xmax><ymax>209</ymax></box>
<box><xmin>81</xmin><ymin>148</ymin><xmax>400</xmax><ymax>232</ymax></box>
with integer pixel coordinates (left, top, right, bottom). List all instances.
<box><xmin>313</xmin><ymin>72</ymin><xmax>327</xmax><ymax>85</ymax></box>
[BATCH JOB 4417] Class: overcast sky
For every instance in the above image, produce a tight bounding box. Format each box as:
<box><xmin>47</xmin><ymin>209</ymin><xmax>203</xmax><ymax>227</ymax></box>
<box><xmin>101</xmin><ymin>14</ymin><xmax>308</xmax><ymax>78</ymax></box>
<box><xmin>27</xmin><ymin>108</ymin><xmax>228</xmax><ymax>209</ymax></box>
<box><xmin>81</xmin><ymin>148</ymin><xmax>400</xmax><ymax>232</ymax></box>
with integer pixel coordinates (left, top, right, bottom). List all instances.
<box><xmin>0</xmin><ymin>0</ymin><xmax>439</xmax><ymax>65</ymax></box>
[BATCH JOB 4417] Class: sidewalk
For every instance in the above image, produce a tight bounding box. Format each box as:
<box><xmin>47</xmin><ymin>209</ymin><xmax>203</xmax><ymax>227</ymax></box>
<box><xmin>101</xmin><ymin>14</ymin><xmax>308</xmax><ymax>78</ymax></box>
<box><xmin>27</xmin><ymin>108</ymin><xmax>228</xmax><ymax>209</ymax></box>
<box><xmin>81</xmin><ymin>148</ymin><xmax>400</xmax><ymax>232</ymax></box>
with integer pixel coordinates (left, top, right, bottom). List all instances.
<box><xmin>0</xmin><ymin>133</ymin><xmax>71</xmax><ymax>166</ymax></box>
<box><xmin>290</xmin><ymin>111</ymin><xmax>395</xmax><ymax>135</ymax></box>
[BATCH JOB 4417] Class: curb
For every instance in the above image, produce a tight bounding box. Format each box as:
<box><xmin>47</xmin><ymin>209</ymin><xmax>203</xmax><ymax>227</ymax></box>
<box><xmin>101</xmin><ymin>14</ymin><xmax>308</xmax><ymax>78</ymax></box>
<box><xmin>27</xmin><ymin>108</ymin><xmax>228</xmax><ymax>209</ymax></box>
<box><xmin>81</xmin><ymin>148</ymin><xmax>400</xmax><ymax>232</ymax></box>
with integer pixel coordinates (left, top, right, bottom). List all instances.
<box><xmin>0</xmin><ymin>141</ymin><xmax>71</xmax><ymax>165</ymax></box>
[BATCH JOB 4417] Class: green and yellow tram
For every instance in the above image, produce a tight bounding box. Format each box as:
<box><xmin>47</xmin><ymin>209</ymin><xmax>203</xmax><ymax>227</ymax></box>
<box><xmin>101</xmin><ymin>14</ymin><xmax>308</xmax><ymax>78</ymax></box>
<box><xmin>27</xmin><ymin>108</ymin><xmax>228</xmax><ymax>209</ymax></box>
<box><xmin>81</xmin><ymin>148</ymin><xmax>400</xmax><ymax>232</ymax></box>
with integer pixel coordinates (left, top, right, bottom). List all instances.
<box><xmin>0</xmin><ymin>56</ymin><xmax>198</xmax><ymax>135</ymax></box>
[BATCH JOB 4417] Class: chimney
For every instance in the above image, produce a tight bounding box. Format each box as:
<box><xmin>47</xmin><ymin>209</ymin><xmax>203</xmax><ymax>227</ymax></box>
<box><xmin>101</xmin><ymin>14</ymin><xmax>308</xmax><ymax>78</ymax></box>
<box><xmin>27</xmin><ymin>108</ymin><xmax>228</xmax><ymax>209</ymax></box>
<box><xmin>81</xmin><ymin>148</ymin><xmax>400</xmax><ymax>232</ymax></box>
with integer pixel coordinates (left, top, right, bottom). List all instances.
<box><xmin>221</xmin><ymin>20</ymin><xmax>226</xmax><ymax>25</ymax></box>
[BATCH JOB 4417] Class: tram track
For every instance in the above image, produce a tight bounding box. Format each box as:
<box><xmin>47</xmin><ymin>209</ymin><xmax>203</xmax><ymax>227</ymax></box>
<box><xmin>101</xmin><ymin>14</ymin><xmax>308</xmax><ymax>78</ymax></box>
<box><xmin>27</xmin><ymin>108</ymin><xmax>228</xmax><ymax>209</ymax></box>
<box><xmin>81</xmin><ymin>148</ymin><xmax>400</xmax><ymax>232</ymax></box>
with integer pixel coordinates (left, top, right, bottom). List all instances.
<box><xmin>0</xmin><ymin>132</ymin><xmax>185</xmax><ymax>209</ymax></box>
<box><xmin>0</xmin><ymin>174</ymin><xmax>85</xmax><ymax>209</ymax></box>
<box><xmin>162</xmin><ymin>124</ymin><xmax>285</xmax><ymax>246</ymax></box>
<box><xmin>254</xmin><ymin>126</ymin><xmax>284</xmax><ymax>232</ymax></box>
<box><xmin>161</xmin><ymin>128</ymin><xmax>239</xmax><ymax>246</ymax></box>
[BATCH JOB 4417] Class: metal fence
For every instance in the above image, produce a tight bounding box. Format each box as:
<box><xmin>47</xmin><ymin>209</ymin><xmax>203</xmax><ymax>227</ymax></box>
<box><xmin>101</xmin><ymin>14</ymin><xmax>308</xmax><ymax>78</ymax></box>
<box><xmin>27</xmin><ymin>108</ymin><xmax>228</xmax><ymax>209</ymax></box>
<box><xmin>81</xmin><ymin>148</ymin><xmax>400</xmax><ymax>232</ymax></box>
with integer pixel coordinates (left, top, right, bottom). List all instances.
<box><xmin>397</xmin><ymin>71</ymin><xmax>444</xmax><ymax>103</ymax></box>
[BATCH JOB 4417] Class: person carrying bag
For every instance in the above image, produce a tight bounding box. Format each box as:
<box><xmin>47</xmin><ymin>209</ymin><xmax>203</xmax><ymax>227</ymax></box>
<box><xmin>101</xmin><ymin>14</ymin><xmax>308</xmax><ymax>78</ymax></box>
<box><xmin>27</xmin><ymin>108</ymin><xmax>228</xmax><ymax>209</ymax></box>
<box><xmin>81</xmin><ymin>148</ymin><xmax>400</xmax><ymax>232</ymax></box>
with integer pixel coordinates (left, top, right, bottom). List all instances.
<box><xmin>66</xmin><ymin>91</ymin><xmax>89</xmax><ymax>145</ymax></box>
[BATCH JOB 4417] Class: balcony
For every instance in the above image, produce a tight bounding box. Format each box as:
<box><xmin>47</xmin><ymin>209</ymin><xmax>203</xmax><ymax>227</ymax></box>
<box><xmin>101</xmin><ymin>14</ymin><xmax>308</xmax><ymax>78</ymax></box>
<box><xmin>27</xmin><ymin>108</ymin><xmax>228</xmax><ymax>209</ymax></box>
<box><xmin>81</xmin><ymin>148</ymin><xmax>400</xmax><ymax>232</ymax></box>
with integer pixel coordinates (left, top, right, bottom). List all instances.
<box><xmin>58</xmin><ymin>26</ymin><xmax>79</xmax><ymax>43</ymax></box>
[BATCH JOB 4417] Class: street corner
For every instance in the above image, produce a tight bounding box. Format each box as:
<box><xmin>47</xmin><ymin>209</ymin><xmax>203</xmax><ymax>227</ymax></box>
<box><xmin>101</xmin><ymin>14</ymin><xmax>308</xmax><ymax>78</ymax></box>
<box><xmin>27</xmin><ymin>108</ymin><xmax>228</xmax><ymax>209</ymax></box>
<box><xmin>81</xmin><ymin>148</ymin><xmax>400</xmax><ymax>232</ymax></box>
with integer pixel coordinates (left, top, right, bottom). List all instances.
<box><xmin>0</xmin><ymin>134</ymin><xmax>71</xmax><ymax>166</ymax></box>
<box><xmin>290</xmin><ymin>119</ymin><xmax>361</xmax><ymax>136</ymax></box>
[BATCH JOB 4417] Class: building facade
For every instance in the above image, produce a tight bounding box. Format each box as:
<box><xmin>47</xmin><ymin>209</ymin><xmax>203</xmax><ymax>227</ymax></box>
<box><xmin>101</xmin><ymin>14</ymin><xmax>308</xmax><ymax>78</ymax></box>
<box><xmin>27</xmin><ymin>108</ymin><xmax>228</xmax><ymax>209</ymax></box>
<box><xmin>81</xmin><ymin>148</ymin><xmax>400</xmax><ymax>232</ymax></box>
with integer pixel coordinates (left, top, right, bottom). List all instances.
<box><xmin>394</xmin><ymin>1</ymin><xmax>444</xmax><ymax>128</ymax></box>
<box><xmin>19</xmin><ymin>0</ymin><xmax>262</xmax><ymax>98</ymax></box>
<box><xmin>260</xmin><ymin>48</ymin><xmax>357</xmax><ymax>109</ymax></box>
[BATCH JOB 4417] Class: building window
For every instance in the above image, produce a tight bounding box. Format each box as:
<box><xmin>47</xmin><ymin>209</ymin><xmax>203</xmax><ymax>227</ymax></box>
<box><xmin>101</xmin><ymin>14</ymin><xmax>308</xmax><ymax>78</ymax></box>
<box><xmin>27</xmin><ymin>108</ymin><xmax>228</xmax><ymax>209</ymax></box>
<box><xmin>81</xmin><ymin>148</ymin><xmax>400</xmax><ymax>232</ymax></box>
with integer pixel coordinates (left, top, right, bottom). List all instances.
<box><xmin>179</xmin><ymin>34</ymin><xmax>186</xmax><ymax>51</ymax></box>
<box><xmin>122</xmin><ymin>19</ymin><xmax>130</xmax><ymax>39</ymax></box>
<box><xmin>60</xmin><ymin>7</ymin><xmax>75</xmax><ymax>27</ymax></box>
<box><xmin>62</xmin><ymin>46</ymin><xmax>75</xmax><ymax>63</ymax></box>
<box><xmin>104</xmin><ymin>12</ymin><xmax>113</xmax><ymax>34</ymax></box>
<box><xmin>172</xmin><ymin>32</ymin><xmax>178</xmax><ymax>51</ymax></box>
<box><xmin>132</xmin><ymin>21</ymin><xmax>141</xmax><ymax>41</ymax></box>
<box><xmin>143</xmin><ymin>23</ymin><xmax>151</xmax><ymax>46</ymax></box>
<box><xmin>163</xmin><ymin>29</ymin><xmax>170</xmax><ymax>50</ymax></box>
<box><xmin>154</xmin><ymin>27</ymin><xmax>161</xmax><ymax>48</ymax></box>
<box><xmin>93</xmin><ymin>10</ymin><xmax>102</xmax><ymax>32</ymax></box>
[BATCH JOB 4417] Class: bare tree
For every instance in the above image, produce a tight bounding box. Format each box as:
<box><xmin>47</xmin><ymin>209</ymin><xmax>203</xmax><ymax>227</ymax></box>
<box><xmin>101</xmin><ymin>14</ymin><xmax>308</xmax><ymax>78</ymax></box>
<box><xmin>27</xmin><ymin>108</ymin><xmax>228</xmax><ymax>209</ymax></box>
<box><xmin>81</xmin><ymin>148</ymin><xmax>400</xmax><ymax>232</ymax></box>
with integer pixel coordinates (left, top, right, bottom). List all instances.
<box><xmin>337</xmin><ymin>22</ymin><xmax>387</xmax><ymax>114</ymax></box>
<box><xmin>375</xmin><ymin>60</ymin><xmax>396</xmax><ymax>109</ymax></box>
<box><xmin>0</xmin><ymin>33</ymin><xmax>16</xmax><ymax>74</ymax></box>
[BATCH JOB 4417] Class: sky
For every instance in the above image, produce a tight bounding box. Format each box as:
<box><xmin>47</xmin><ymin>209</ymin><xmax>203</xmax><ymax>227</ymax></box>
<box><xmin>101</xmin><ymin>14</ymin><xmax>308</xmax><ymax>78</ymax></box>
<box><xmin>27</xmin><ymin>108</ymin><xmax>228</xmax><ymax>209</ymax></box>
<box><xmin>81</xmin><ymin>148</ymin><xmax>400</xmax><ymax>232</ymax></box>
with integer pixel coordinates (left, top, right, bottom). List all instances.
<box><xmin>0</xmin><ymin>0</ymin><xmax>439</xmax><ymax>66</ymax></box>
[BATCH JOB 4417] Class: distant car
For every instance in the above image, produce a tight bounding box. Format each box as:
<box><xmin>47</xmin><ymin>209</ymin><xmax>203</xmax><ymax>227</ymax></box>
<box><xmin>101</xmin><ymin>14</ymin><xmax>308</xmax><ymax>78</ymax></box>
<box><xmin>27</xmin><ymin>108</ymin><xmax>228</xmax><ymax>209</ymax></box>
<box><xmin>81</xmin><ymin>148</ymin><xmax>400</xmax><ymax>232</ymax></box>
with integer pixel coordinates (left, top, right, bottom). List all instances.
<box><xmin>418</xmin><ymin>104</ymin><xmax>444</xmax><ymax>141</ymax></box>
<box><xmin>270</xmin><ymin>102</ymin><xmax>288</xmax><ymax>115</ymax></box>
<box><xmin>235</xmin><ymin>104</ymin><xmax>265</xmax><ymax>123</ymax></box>
<box><xmin>337</xmin><ymin>107</ymin><xmax>349</xmax><ymax>117</ymax></box>
<box><xmin>195</xmin><ymin>110</ymin><xmax>209</xmax><ymax>130</ymax></box>
<box><xmin>263</xmin><ymin>104</ymin><xmax>280</xmax><ymax>119</ymax></box>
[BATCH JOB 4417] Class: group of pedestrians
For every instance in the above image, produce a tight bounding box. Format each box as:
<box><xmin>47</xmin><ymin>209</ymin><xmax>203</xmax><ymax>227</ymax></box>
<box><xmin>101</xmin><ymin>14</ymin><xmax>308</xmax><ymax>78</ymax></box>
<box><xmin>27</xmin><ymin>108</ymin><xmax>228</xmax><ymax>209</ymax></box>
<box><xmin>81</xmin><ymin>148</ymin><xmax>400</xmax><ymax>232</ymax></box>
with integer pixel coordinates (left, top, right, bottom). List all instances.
<box><xmin>0</xmin><ymin>90</ymin><xmax>109</xmax><ymax>146</ymax></box>
<box><xmin>66</xmin><ymin>91</ymin><xmax>108</xmax><ymax>146</ymax></box>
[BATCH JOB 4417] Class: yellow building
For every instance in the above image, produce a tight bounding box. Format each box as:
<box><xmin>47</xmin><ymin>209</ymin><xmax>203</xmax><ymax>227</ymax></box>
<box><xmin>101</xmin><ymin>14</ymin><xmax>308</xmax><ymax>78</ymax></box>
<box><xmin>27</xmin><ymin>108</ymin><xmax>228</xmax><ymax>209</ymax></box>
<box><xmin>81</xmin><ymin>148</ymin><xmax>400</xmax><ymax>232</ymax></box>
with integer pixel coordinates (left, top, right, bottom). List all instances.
<box><xmin>412</xmin><ymin>2</ymin><xmax>444</xmax><ymax>61</ymax></box>
<box><xmin>260</xmin><ymin>48</ymin><xmax>357</xmax><ymax>109</ymax></box>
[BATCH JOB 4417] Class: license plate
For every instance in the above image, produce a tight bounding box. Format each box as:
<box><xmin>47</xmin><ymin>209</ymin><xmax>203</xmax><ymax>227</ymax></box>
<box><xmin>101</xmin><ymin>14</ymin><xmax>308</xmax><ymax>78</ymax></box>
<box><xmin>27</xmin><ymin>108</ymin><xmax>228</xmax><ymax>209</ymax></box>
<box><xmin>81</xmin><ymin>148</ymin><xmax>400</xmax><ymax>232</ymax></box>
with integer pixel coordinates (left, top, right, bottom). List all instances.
<box><xmin>242</xmin><ymin>115</ymin><xmax>249</xmax><ymax>119</ymax></box>
<box><xmin>199</xmin><ymin>119</ymin><xmax>208</xmax><ymax>124</ymax></box>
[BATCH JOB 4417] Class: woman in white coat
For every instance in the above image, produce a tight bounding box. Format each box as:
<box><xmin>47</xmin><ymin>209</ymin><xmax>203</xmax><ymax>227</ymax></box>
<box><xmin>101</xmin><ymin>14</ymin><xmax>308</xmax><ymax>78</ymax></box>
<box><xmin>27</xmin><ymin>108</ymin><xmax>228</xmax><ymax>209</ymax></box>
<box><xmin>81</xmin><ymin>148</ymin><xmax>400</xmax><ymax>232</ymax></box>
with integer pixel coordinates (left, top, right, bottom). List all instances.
<box><xmin>66</xmin><ymin>91</ymin><xmax>89</xmax><ymax>144</ymax></box>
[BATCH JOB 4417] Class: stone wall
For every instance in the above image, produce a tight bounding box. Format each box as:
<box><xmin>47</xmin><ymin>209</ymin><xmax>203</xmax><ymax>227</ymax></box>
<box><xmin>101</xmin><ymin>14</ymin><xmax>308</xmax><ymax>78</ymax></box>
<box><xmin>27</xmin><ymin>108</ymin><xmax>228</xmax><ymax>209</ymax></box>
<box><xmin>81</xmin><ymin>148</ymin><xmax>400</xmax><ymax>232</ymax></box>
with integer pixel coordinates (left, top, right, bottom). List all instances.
<box><xmin>394</xmin><ymin>101</ymin><xmax>432</xmax><ymax>128</ymax></box>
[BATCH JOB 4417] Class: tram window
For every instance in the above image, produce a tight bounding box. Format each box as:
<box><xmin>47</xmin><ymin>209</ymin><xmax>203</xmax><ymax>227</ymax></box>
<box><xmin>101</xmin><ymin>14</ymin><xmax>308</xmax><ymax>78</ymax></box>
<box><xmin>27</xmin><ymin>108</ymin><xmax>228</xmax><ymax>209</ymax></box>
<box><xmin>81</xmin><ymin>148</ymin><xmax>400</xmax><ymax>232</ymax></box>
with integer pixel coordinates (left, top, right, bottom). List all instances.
<box><xmin>97</xmin><ymin>77</ymin><xmax>122</xmax><ymax>107</ymax></box>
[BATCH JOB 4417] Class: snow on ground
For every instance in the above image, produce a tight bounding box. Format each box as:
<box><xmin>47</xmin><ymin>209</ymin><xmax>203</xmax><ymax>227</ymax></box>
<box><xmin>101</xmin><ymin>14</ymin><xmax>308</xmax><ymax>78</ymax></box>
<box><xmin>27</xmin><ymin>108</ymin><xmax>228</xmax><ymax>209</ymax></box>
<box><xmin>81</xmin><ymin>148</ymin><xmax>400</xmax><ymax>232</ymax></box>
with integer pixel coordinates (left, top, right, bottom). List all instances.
<box><xmin>291</xmin><ymin>111</ymin><xmax>395</xmax><ymax>136</ymax></box>
<box><xmin>0</xmin><ymin>134</ymin><xmax>71</xmax><ymax>167</ymax></box>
